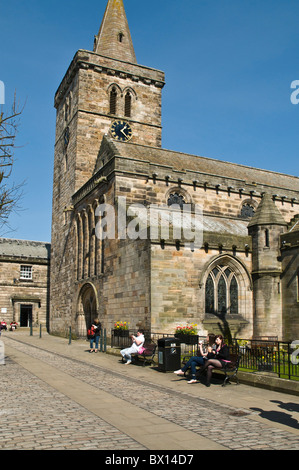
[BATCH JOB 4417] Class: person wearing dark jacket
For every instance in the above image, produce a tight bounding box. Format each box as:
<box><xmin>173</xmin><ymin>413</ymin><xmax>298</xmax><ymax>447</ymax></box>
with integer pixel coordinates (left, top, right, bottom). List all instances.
<box><xmin>89</xmin><ymin>319</ymin><xmax>101</xmax><ymax>353</ymax></box>
<box><xmin>200</xmin><ymin>334</ymin><xmax>230</xmax><ymax>386</ymax></box>
<box><xmin>173</xmin><ymin>334</ymin><xmax>216</xmax><ymax>384</ymax></box>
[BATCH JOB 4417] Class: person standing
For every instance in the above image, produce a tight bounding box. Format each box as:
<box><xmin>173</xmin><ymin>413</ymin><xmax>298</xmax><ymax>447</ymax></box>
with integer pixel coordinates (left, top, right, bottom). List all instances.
<box><xmin>89</xmin><ymin>319</ymin><xmax>102</xmax><ymax>353</ymax></box>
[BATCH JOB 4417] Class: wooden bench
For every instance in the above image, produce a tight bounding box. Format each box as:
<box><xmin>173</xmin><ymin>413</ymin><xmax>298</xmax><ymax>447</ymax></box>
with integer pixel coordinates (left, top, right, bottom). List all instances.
<box><xmin>213</xmin><ymin>352</ymin><xmax>241</xmax><ymax>386</ymax></box>
<box><xmin>182</xmin><ymin>350</ymin><xmax>241</xmax><ymax>387</ymax></box>
<box><xmin>122</xmin><ymin>342</ymin><xmax>157</xmax><ymax>366</ymax></box>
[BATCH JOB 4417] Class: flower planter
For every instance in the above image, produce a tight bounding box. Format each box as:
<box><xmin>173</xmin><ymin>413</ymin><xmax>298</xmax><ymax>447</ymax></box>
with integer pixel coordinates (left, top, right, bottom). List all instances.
<box><xmin>175</xmin><ymin>334</ymin><xmax>198</xmax><ymax>345</ymax></box>
<box><xmin>113</xmin><ymin>329</ymin><xmax>129</xmax><ymax>337</ymax></box>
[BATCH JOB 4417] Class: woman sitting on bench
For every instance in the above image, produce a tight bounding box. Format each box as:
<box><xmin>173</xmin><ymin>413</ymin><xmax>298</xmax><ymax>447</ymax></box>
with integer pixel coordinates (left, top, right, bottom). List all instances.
<box><xmin>173</xmin><ymin>334</ymin><xmax>216</xmax><ymax>384</ymax></box>
<box><xmin>200</xmin><ymin>334</ymin><xmax>230</xmax><ymax>387</ymax></box>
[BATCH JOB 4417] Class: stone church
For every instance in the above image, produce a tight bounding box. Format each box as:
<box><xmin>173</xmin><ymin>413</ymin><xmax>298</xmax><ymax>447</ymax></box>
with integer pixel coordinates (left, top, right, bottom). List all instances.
<box><xmin>50</xmin><ymin>0</ymin><xmax>299</xmax><ymax>341</ymax></box>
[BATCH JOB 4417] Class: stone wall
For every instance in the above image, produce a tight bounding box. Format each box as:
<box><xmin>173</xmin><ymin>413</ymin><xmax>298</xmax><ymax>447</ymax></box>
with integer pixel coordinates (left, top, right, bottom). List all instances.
<box><xmin>281</xmin><ymin>229</ymin><xmax>299</xmax><ymax>341</ymax></box>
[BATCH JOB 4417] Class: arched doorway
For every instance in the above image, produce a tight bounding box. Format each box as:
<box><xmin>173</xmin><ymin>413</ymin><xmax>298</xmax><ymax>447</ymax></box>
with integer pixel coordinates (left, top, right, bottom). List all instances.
<box><xmin>76</xmin><ymin>283</ymin><xmax>98</xmax><ymax>337</ymax></box>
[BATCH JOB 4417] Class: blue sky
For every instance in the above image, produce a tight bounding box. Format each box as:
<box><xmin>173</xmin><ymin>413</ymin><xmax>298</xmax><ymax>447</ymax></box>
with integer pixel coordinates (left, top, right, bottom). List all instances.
<box><xmin>1</xmin><ymin>0</ymin><xmax>298</xmax><ymax>242</ymax></box>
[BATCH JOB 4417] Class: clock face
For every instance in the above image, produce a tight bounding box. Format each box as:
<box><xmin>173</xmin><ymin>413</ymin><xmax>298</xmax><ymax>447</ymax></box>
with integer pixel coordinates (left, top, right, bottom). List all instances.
<box><xmin>110</xmin><ymin>120</ymin><xmax>132</xmax><ymax>142</ymax></box>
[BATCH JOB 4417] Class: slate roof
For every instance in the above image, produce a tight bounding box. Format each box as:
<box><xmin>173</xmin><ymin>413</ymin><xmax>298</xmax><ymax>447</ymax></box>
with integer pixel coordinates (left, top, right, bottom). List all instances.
<box><xmin>110</xmin><ymin>139</ymin><xmax>299</xmax><ymax>193</ymax></box>
<box><xmin>204</xmin><ymin>216</ymin><xmax>248</xmax><ymax>236</ymax></box>
<box><xmin>0</xmin><ymin>238</ymin><xmax>51</xmax><ymax>260</ymax></box>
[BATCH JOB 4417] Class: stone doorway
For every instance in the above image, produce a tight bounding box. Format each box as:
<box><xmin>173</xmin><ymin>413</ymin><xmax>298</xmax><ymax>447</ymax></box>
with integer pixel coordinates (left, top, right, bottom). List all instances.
<box><xmin>20</xmin><ymin>304</ymin><xmax>33</xmax><ymax>327</ymax></box>
<box><xmin>76</xmin><ymin>283</ymin><xmax>98</xmax><ymax>337</ymax></box>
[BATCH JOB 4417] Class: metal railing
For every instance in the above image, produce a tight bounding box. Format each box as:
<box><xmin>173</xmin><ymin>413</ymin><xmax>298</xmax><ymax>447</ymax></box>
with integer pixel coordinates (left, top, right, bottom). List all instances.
<box><xmin>110</xmin><ymin>330</ymin><xmax>299</xmax><ymax>381</ymax></box>
<box><xmin>237</xmin><ymin>340</ymin><xmax>299</xmax><ymax>381</ymax></box>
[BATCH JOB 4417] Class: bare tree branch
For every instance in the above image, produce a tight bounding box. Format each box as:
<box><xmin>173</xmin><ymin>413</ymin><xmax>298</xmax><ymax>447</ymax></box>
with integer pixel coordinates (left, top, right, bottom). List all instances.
<box><xmin>0</xmin><ymin>93</ymin><xmax>25</xmax><ymax>233</ymax></box>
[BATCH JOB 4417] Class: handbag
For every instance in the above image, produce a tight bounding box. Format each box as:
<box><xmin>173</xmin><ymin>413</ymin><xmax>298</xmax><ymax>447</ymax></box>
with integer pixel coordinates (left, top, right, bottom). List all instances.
<box><xmin>87</xmin><ymin>327</ymin><xmax>95</xmax><ymax>339</ymax></box>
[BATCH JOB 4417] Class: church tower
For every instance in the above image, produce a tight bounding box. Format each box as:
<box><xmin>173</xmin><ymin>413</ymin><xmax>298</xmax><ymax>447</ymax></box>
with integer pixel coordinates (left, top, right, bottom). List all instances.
<box><xmin>50</xmin><ymin>0</ymin><xmax>165</xmax><ymax>333</ymax></box>
<box><xmin>53</xmin><ymin>0</ymin><xmax>164</xmax><ymax>196</ymax></box>
<box><xmin>248</xmin><ymin>193</ymin><xmax>288</xmax><ymax>339</ymax></box>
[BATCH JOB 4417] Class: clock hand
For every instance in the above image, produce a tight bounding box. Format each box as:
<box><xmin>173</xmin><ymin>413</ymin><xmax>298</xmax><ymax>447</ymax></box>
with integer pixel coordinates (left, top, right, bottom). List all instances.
<box><xmin>120</xmin><ymin>124</ymin><xmax>128</xmax><ymax>136</ymax></box>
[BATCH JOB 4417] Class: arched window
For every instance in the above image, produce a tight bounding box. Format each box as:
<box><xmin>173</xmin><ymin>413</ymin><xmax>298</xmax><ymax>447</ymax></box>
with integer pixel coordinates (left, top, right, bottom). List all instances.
<box><xmin>167</xmin><ymin>192</ymin><xmax>186</xmax><ymax>209</ymax></box>
<box><xmin>109</xmin><ymin>87</ymin><xmax>117</xmax><ymax>115</ymax></box>
<box><xmin>205</xmin><ymin>266</ymin><xmax>239</xmax><ymax>315</ymax></box>
<box><xmin>240</xmin><ymin>202</ymin><xmax>255</xmax><ymax>219</ymax></box>
<box><xmin>124</xmin><ymin>91</ymin><xmax>132</xmax><ymax>118</ymax></box>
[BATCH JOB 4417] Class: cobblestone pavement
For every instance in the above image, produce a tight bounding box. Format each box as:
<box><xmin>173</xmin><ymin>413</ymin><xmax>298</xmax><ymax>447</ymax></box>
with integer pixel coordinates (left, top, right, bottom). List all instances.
<box><xmin>1</xmin><ymin>355</ymin><xmax>145</xmax><ymax>451</ymax></box>
<box><xmin>1</xmin><ymin>335</ymin><xmax>299</xmax><ymax>451</ymax></box>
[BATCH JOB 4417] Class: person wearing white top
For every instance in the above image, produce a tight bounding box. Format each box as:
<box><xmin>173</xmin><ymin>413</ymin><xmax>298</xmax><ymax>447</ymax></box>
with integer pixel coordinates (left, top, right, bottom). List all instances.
<box><xmin>120</xmin><ymin>330</ymin><xmax>145</xmax><ymax>364</ymax></box>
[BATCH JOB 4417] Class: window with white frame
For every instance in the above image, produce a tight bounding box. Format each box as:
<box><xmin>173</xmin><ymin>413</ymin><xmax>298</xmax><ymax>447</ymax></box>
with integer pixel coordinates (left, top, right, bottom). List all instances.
<box><xmin>20</xmin><ymin>265</ymin><xmax>33</xmax><ymax>280</ymax></box>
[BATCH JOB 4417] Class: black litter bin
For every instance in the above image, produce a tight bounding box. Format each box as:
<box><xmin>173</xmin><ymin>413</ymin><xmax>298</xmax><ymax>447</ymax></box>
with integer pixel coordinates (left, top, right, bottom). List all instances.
<box><xmin>158</xmin><ymin>337</ymin><xmax>181</xmax><ymax>372</ymax></box>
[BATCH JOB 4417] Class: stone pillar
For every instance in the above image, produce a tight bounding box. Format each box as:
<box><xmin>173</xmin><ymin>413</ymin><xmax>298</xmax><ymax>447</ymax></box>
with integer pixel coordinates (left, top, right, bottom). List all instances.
<box><xmin>0</xmin><ymin>340</ymin><xmax>5</xmax><ymax>365</ymax></box>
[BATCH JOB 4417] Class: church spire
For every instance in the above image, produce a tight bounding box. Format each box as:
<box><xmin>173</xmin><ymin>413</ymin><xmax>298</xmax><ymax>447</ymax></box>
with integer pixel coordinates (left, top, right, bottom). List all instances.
<box><xmin>248</xmin><ymin>193</ymin><xmax>287</xmax><ymax>228</ymax></box>
<box><xmin>93</xmin><ymin>0</ymin><xmax>137</xmax><ymax>64</ymax></box>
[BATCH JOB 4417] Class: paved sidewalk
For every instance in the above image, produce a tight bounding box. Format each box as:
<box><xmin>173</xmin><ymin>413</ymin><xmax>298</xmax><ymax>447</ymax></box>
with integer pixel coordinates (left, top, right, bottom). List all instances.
<box><xmin>1</xmin><ymin>329</ymin><xmax>299</xmax><ymax>451</ymax></box>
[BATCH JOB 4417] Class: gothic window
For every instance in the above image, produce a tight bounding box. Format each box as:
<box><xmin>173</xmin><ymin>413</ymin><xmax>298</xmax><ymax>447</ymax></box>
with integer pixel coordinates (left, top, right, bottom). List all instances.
<box><xmin>218</xmin><ymin>275</ymin><xmax>227</xmax><ymax>315</ymax></box>
<box><xmin>167</xmin><ymin>192</ymin><xmax>186</xmax><ymax>209</ymax></box>
<box><xmin>205</xmin><ymin>274</ymin><xmax>214</xmax><ymax>314</ymax></box>
<box><xmin>240</xmin><ymin>203</ymin><xmax>255</xmax><ymax>219</ymax></box>
<box><xmin>118</xmin><ymin>32</ymin><xmax>124</xmax><ymax>43</ymax></box>
<box><xmin>230</xmin><ymin>276</ymin><xmax>238</xmax><ymax>315</ymax></box>
<box><xmin>125</xmin><ymin>91</ymin><xmax>132</xmax><ymax>118</ymax></box>
<box><xmin>205</xmin><ymin>266</ymin><xmax>239</xmax><ymax>315</ymax></box>
<box><xmin>110</xmin><ymin>87</ymin><xmax>117</xmax><ymax>115</ymax></box>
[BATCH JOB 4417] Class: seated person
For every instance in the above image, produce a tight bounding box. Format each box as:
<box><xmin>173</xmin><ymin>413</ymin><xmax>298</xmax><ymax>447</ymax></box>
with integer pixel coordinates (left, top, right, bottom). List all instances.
<box><xmin>200</xmin><ymin>334</ymin><xmax>230</xmax><ymax>387</ymax></box>
<box><xmin>10</xmin><ymin>321</ymin><xmax>18</xmax><ymax>330</ymax></box>
<box><xmin>120</xmin><ymin>330</ymin><xmax>145</xmax><ymax>365</ymax></box>
<box><xmin>174</xmin><ymin>334</ymin><xmax>216</xmax><ymax>384</ymax></box>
